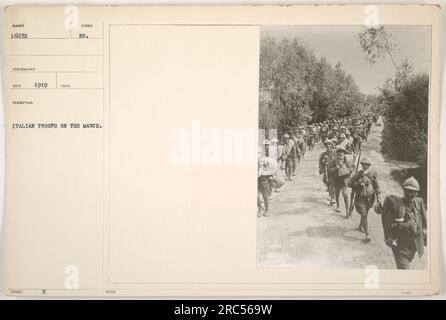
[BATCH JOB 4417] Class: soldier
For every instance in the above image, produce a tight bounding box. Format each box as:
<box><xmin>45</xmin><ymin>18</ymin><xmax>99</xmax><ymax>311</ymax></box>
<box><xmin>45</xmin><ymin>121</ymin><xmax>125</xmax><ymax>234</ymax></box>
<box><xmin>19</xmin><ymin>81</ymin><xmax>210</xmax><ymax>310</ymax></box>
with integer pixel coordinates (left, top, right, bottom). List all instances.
<box><xmin>366</xmin><ymin>118</ymin><xmax>373</xmax><ymax>136</ymax></box>
<box><xmin>336</xmin><ymin>133</ymin><xmax>349</xmax><ymax>150</ymax></box>
<box><xmin>344</xmin><ymin>130</ymin><xmax>353</xmax><ymax>154</ymax></box>
<box><xmin>307</xmin><ymin>126</ymin><xmax>316</xmax><ymax>150</ymax></box>
<box><xmin>257</xmin><ymin>155</ymin><xmax>278</xmax><ymax>217</ymax></box>
<box><xmin>351</xmin><ymin>131</ymin><xmax>362</xmax><ymax>155</ymax></box>
<box><xmin>270</xmin><ymin>138</ymin><xmax>282</xmax><ymax>193</ymax></box>
<box><xmin>263</xmin><ymin>138</ymin><xmax>270</xmax><ymax>157</ymax></box>
<box><xmin>373</xmin><ymin>114</ymin><xmax>379</xmax><ymax>123</ymax></box>
<box><xmin>361</xmin><ymin>123</ymin><xmax>368</xmax><ymax>141</ymax></box>
<box><xmin>345</xmin><ymin>130</ymin><xmax>352</xmax><ymax>141</ymax></box>
<box><xmin>320</xmin><ymin>125</ymin><xmax>328</xmax><ymax>143</ymax></box>
<box><xmin>348</xmin><ymin>157</ymin><xmax>381</xmax><ymax>242</ymax></box>
<box><xmin>297</xmin><ymin>129</ymin><xmax>306</xmax><ymax>161</ymax></box>
<box><xmin>283</xmin><ymin>134</ymin><xmax>295</xmax><ymax>181</ymax></box>
<box><xmin>319</xmin><ymin>139</ymin><xmax>336</xmax><ymax>206</ymax></box>
<box><xmin>275</xmin><ymin>137</ymin><xmax>286</xmax><ymax>175</ymax></box>
<box><xmin>291</xmin><ymin>132</ymin><xmax>300</xmax><ymax>174</ymax></box>
<box><xmin>380</xmin><ymin>177</ymin><xmax>427</xmax><ymax>269</ymax></box>
<box><xmin>331</xmin><ymin>147</ymin><xmax>351</xmax><ymax>217</ymax></box>
<box><xmin>329</xmin><ymin>126</ymin><xmax>339</xmax><ymax>141</ymax></box>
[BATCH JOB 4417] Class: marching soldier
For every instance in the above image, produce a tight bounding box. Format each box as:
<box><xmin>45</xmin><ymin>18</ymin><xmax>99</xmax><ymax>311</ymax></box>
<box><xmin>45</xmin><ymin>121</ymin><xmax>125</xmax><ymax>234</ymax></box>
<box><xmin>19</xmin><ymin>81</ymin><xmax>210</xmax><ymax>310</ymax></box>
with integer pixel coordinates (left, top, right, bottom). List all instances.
<box><xmin>275</xmin><ymin>137</ymin><xmax>286</xmax><ymax>175</ymax></box>
<box><xmin>257</xmin><ymin>155</ymin><xmax>278</xmax><ymax>217</ymax></box>
<box><xmin>344</xmin><ymin>130</ymin><xmax>354</xmax><ymax>154</ymax></box>
<box><xmin>320</xmin><ymin>125</ymin><xmax>328</xmax><ymax>142</ymax></box>
<box><xmin>336</xmin><ymin>133</ymin><xmax>349</xmax><ymax>150</ymax></box>
<box><xmin>329</xmin><ymin>126</ymin><xmax>339</xmax><ymax>141</ymax></box>
<box><xmin>351</xmin><ymin>131</ymin><xmax>362</xmax><ymax>155</ymax></box>
<box><xmin>283</xmin><ymin>134</ymin><xmax>296</xmax><ymax>181</ymax></box>
<box><xmin>331</xmin><ymin>147</ymin><xmax>351</xmax><ymax>217</ymax></box>
<box><xmin>380</xmin><ymin>177</ymin><xmax>427</xmax><ymax>269</ymax></box>
<box><xmin>297</xmin><ymin>129</ymin><xmax>306</xmax><ymax>161</ymax></box>
<box><xmin>319</xmin><ymin>139</ymin><xmax>336</xmax><ymax>206</ymax></box>
<box><xmin>291</xmin><ymin>132</ymin><xmax>301</xmax><ymax>174</ymax></box>
<box><xmin>348</xmin><ymin>157</ymin><xmax>381</xmax><ymax>242</ymax></box>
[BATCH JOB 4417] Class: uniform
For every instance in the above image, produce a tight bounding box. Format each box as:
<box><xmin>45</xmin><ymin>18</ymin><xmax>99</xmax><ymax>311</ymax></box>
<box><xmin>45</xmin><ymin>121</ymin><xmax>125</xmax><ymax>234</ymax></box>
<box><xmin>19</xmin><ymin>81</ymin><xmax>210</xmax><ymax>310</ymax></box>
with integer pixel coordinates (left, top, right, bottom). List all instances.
<box><xmin>331</xmin><ymin>152</ymin><xmax>351</xmax><ymax>215</ymax></box>
<box><xmin>284</xmin><ymin>137</ymin><xmax>296</xmax><ymax>180</ymax></box>
<box><xmin>257</xmin><ymin>157</ymin><xmax>278</xmax><ymax>217</ymax></box>
<box><xmin>276</xmin><ymin>144</ymin><xmax>286</xmax><ymax>171</ymax></box>
<box><xmin>349</xmin><ymin>161</ymin><xmax>380</xmax><ymax>238</ymax></box>
<box><xmin>319</xmin><ymin>144</ymin><xmax>336</xmax><ymax>203</ymax></box>
<box><xmin>337</xmin><ymin>138</ymin><xmax>349</xmax><ymax>150</ymax></box>
<box><xmin>291</xmin><ymin>135</ymin><xmax>300</xmax><ymax>173</ymax></box>
<box><xmin>297</xmin><ymin>135</ymin><xmax>306</xmax><ymax>161</ymax></box>
<box><xmin>352</xmin><ymin>136</ymin><xmax>362</xmax><ymax>154</ymax></box>
<box><xmin>381</xmin><ymin>177</ymin><xmax>427</xmax><ymax>269</ymax></box>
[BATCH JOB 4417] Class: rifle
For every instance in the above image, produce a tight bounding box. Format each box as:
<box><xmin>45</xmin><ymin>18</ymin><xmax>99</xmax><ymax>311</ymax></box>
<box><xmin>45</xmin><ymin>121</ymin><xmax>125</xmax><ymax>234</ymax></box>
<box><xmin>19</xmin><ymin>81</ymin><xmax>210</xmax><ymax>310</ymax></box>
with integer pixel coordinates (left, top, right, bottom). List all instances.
<box><xmin>348</xmin><ymin>149</ymin><xmax>362</xmax><ymax>216</ymax></box>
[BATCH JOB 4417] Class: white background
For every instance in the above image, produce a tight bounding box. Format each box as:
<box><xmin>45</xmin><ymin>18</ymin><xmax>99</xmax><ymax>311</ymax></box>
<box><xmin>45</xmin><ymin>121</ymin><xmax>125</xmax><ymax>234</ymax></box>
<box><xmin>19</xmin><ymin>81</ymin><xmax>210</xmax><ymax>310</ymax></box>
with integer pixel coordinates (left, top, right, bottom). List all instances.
<box><xmin>0</xmin><ymin>0</ymin><xmax>444</xmax><ymax>299</ymax></box>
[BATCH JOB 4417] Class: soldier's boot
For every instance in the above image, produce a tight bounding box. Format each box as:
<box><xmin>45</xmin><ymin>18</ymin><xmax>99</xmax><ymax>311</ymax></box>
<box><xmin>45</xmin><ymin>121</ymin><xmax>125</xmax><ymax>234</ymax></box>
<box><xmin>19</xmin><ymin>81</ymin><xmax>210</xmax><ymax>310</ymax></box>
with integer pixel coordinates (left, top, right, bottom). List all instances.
<box><xmin>334</xmin><ymin>193</ymin><xmax>340</xmax><ymax>211</ymax></box>
<box><xmin>363</xmin><ymin>219</ymin><xmax>371</xmax><ymax>242</ymax></box>
<box><xmin>364</xmin><ymin>233</ymin><xmax>371</xmax><ymax>242</ymax></box>
<box><xmin>329</xmin><ymin>190</ymin><xmax>336</xmax><ymax>206</ymax></box>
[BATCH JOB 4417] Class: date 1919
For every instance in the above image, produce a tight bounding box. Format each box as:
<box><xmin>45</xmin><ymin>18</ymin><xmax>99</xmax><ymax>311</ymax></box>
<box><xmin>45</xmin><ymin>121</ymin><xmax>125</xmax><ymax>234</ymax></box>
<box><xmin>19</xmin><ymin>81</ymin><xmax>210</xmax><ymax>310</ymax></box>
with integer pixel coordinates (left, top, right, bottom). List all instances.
<box><xmin>34</xmin><ymin>82</ymin><xmax>48</xmax><ymax>89</ymax></box>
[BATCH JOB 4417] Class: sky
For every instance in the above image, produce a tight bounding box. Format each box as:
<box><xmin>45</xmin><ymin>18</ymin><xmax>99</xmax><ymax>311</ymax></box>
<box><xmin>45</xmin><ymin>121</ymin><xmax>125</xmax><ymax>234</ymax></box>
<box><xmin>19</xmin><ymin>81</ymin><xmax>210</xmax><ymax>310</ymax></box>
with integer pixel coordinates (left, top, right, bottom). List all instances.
<box><xmin>261</xmin><ymin>25</ymin><xmax>431</xmax><ymax>95</ymax></box>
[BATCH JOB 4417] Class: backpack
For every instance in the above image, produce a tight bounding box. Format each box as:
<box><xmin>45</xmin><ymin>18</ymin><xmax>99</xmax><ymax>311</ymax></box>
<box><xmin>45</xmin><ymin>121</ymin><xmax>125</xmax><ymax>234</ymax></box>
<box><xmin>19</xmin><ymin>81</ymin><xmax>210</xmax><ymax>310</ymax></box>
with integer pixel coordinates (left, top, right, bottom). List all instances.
<box><xmin>406</xmin><ymin>199</ymin><xmax>423</xmax><ymax>236</ymax></box>
<box><xmin>383</xmin><ymin>195</ymin><xmax>422</xmax><ymax>237</ymax></box>
<box><xmin>358</xmin><ymin>174</ymin><xmax>375</xmax><ymax>197</ymax></box>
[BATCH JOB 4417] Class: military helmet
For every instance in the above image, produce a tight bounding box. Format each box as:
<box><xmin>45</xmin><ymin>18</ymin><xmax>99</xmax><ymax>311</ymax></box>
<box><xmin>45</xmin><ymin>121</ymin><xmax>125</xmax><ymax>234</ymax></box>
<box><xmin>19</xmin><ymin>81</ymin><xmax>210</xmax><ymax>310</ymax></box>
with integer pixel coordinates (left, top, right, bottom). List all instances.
<box><xmin>403</xmin><ymin>177</ymin><xmax>420</xmax><ymax>191</ymax></box>
<box><xmin>324</xmin><ymin>139</ymin><xmax>333</xmax><ymax>145</ymax></box>
<box><xmin>336</xmin><ymin>147</ymin><xmax>347</xmax><ymax>153</ymax></box>
<box><xmin>283</xmin><ymin>133</ymin><xmax>290</xmax><ymax>138</ymax></box>
<box><xmin>360</xmin><ymin>157</ymin><xmax>371</xmax><ymax>165</ymax></box>
<box><xmin>339</xmin><ymin>133</ymin><xmax>346</xmax><ymax>138</ymax></box>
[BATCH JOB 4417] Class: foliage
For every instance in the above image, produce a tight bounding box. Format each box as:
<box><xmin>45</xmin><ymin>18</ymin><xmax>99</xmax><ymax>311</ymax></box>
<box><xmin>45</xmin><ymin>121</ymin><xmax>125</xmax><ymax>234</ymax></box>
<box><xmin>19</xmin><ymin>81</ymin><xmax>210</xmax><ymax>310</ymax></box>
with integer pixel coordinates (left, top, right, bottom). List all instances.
<box><xmin>357</xmin><ymin>27</ymin><xmax>398</xmax><ymax>68</ymax></box>
<box><xmin>259</xmin><ymin>36</ymin><xmax>365</xmax><ymax>133</ymax></box>
<box><xmin>380</xmin><ymin>69</ymin><xmax>429</xmax><ymax>167</ymax></box>
<box><xmin>357</xmin><ymin>27</ymin><xmax>428</xmax><ymax>168</ymax></box>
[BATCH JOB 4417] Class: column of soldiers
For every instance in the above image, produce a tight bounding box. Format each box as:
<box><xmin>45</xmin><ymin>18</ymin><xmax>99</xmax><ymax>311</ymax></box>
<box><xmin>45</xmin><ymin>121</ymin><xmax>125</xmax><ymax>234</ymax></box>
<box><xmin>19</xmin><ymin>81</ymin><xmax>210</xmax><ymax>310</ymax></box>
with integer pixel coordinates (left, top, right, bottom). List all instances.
<box><xmin>258</xmin><ymin>113</ymin><xmax>427</xmax><ymax>269</ymax></box>
<box><xmin>317</xmin><ymin>114</ymin><xmax>427</xmax><ymax>269</ymax></box>
<box><xmin>318</xmin><ymin>115</ymin><xmax>377</xmax><ymax>241</ymax></box>
<box><xmin>258</xmin><ymin>114</ymin><xmax>376</xmax><ymax>218</ymax></box>
<box><xmin>258</xmin><ymin>125</ymin><xmax>316</xmax><ymax>218</ymax></box>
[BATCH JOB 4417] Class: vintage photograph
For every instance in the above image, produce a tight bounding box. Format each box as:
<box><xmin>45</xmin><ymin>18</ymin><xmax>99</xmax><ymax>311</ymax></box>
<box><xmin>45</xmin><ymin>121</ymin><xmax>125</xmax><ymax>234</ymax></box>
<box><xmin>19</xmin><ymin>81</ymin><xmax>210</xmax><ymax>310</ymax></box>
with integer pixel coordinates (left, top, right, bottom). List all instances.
<box><xmin>257</xmin><ymin>26</ymin><xmax>430</xmax><ymax>270</ymax></box>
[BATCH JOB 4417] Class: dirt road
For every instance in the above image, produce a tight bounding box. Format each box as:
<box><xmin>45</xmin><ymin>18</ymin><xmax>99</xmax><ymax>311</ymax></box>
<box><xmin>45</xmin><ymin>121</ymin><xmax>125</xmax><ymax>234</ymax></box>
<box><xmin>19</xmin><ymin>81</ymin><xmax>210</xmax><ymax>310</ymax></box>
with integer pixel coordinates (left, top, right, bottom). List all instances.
<box><xmin>257</xmin><ymin>119</ymin><xmax>427</xmax><ymax>269</ymax></box>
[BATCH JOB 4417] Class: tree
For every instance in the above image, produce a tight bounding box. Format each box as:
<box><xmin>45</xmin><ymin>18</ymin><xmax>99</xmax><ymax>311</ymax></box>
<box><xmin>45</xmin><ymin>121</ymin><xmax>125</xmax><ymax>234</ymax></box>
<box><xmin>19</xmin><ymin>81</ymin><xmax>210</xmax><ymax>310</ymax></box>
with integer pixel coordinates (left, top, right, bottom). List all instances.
<box><xmin>357</xmin><ymin>27</ymin><xmax>429</xmax><ymax>168</ymax></box>
<box><xmin>357</xmin><ymin>27</ymin><xmax>398</xmax><ymax>69</ymax></box>
<box><xmin>259</xmin><ymin>36</ymin><xmax>365</xmax><ymax>133</ymax></box>
<box><xmin>380</xmin><ymin>72</ymin><xmax>429</xmax><ymax>167</ymax></box>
